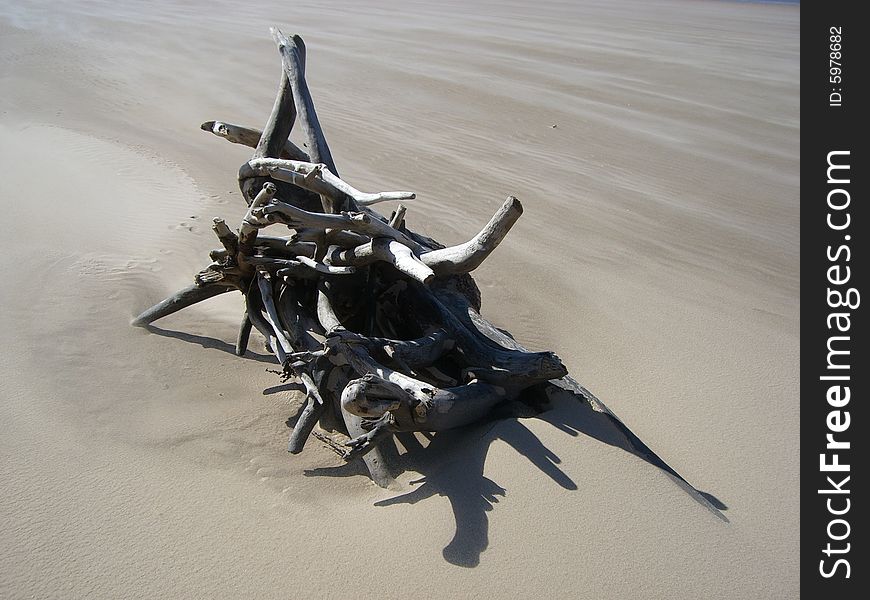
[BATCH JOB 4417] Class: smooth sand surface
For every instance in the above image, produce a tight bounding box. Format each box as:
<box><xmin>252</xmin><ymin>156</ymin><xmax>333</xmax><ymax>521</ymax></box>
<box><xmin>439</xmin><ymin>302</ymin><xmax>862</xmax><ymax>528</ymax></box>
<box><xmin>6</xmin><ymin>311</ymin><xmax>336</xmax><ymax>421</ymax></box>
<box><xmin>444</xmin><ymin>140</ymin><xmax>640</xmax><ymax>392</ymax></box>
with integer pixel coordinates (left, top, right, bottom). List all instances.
<box><xmin>1</xmin><ymin>1</ymin><xmax>799</xmax><ymax>598</ymax></box>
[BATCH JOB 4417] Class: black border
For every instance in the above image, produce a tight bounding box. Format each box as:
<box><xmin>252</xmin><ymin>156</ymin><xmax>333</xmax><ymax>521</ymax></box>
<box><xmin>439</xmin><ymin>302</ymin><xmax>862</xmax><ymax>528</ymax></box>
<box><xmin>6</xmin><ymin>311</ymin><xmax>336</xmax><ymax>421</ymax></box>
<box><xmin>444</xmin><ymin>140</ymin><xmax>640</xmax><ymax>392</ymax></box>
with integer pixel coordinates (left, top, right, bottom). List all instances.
<box><xmin>802</xmin><ymin>3</ymin><xmax>866</xmax><ymax>596</ymax></box>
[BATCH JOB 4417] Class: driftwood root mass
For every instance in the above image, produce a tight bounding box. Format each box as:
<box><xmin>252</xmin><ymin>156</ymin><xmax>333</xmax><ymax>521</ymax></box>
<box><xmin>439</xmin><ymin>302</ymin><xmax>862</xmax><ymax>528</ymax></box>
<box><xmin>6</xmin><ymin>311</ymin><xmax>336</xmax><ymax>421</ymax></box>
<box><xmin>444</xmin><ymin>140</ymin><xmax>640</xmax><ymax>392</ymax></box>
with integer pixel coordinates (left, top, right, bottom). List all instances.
<box><xmin>133</xmin><ymin>29</ymin><xmax>568</xmax><ymax>487</ymax></box>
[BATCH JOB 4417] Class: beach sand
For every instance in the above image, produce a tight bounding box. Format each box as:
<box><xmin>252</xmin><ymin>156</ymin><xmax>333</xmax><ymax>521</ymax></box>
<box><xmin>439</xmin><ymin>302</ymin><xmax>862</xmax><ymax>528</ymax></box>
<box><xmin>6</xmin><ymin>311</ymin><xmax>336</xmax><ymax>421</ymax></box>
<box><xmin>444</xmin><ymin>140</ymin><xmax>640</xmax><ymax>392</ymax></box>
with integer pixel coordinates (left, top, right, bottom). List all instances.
<box><xmin>1</xmin><ymin>1</ymin><xmax>799</xmax><ymax>598</ymax></box>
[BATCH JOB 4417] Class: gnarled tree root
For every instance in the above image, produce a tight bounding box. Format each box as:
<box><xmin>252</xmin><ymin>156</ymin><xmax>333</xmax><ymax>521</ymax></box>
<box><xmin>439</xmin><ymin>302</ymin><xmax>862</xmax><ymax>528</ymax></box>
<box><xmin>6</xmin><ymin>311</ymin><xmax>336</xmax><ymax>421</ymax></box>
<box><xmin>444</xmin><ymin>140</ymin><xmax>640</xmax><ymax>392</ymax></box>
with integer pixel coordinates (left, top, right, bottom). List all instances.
<box><xmin>132</xmin><ymin>29</ymin><xmax>567</xmax><ymax>488</ymax></box>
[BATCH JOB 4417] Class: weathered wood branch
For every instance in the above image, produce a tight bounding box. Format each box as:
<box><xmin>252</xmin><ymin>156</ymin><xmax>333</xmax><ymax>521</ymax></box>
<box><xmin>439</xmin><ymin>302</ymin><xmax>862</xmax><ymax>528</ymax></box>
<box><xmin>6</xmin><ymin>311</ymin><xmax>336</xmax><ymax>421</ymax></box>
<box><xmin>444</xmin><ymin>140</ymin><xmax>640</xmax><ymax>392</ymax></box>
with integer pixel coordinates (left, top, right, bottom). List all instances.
<box><xmin>212</xmin><ymin>218</ymin><xmax>239</xmax><ymax>256</ymax></box>
<box><xmin>131</xmin><ymin>283</ymin><xmax>233</xmax><ymax>327</ymax></box>
<box><xmin>327</xmin><ymin>239</ymin><xmax>434</xmax><ymax>285</ymax></box>
<box><xmin>419</xmin><ymin>196</ymin><xmax>523</xmax><ymax>275</ymax></box>
<box><xmin>271</xmin><ymin>28</ymin><xmax>341</xmax><ymax>215</ymax></box>
<box><xmin>243</xmin><ymin>157</ymin><xmax>415</xmax><ymax>206</ymax></box>
<box><xmin>236</xmin><ymin>312</ymin><xmax>253</xmax><ymax>356</ymax></box>
<box><xmin>244</xmin><ymin>280</ymin><xmax>278</xmax><ymax>349</ymax></box>
<box><xmin>201</xmin><ymin>121</ymin><xmax>309</xmax><ymax>161</ymax></box>
<box><xmin>288</xmin><ymin>395</ymin><xmax>327</xmax><ymax>454</ymax></box>
<box><xmin>248</xmin><ymin>256</ymin><xmax>356</xmax><ymax>278</ymax></box>
<box><xmin>316</xmin><ymin>282</ymin><xmax>344</xmax><ymax>333</ymax></box>
<box><xmin>253</xmin><ymin>198</ymin><xmax>425</xmax><ymax>254</ymax></box>
<box><xmin>256</xmin><ymin>271</ymin><xmax>292</xmax><ymax>362</ymax></box>
<box><xmin>296</xmin><ymin>255</ymin><xmax>357</xmax><ymax>275</ymax></box>
<box><xmin>254</xmin><ymin>70</ymin><xmax>296</xmax><ymax>159</ymax></box>
<box><xmin>238</xmin><ymin>182</ymin><xmax>278</xmax><ymax>266</ymax></box>
<box><xmin>389</xmin><ymin>204</ymin><xmax>407</xmax><ymax>228</ymax></box>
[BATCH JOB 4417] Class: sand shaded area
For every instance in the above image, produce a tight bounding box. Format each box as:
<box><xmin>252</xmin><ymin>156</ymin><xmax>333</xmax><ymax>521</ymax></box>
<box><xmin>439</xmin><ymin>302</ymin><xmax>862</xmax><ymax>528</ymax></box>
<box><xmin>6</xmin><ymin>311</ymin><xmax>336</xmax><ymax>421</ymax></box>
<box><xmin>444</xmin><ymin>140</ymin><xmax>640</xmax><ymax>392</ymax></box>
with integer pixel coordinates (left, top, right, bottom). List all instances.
<box><xmin>1</xmin><ymin>1</ymin><xmax>799</xmax><ymax>597</ymax></box>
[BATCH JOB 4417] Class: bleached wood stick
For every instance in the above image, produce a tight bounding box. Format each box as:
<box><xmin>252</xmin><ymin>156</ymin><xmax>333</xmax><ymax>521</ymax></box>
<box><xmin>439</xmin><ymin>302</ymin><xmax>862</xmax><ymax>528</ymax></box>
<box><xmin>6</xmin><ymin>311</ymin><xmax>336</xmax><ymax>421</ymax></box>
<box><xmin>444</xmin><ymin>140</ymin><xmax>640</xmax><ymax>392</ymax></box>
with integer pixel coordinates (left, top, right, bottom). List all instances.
<box><xmin>244</xmin><ymin>283</ymin><xmax>278</xmax><ymax>355</ymax></box>
<box><xmin>271</xmin><ymin>29</ymin><xmax>338</xmax><ymax>178</ymax></box>
<box><xmin>243</xmin><ymin>158</ymin><xmax>415</xmax><ymax>206</ymax></box>
<box><xmin>255</xmin><ymin>281</ymin><xmax>330</xmax><ymax>449</ymax></box>
<box><xmin>201</xmin><ymin>121</ymin><xmax>309</xmax><ymax>161</ymax></box>
<box><xmin>271</xmin><ymin>286</ymin><xmax>328</xmax><ymax>453</ymax></box>
<box><xmin>296</xmin><ymin>255</ymin><xmax>356</xmax><ymax>275</ymax></box>
<box><xmin>327</xmin><ymin>238</ymin><xmax>434</xmax><ymax>285</ymax></box>
<box><xmin>288</xmin><ymin>395</ymin><xmax>326</xmax><ymax>454</ymax></box>
<box><xmin>271</xmin><ymin>29</ymin><xmax>350</xmax><ymax>217</ymax></box>
<box><xmin>235</xmin><ymin>312</ymin><xmax>253</xmax><ymax>356</ymax></box>
<box><xmin>256</xmin><ymin>271</ymin><xmax>292</xmax><ymax>362</ymax></box>
<box><xmin>279</xmin><ymin>286</ymin><xmax>330</xmax><ymax>455</ymax></box>
<box><xmin>254</xmin><ymin>69</ymin><xmax>296</xmax><ymax>159</ymax></box>
<box><xmin>248</xmin><ymin>256</ymin><xmax>356</xmax><ymax>280</ymax></box>
<box><xmin>420</xmin><ymin>196</ymin><xmax>523</xmax><ymax>275</ymax></box>
<box><xmin>212</xmin><ymin>218</ymin><xmax>239</xmax><ymax>256</ymax></box>
<box><xmin>340</xmin><ymin>407</ymin><xmax>396</xmax><ymax>486</ymax></box>
<box><xmin>238</xmin><ymin>182</ymin><xmax>278</xmax><ymax>258</ymax></box>
<box><xmin>247</xmin><ymin>256</ymin><xmax>311</xmax><ymax>269</ymax></box>
<box><xmin>389</xmin><ymin>204</ymin><xmax>407</xmax><ymax>228</ymax></box>
<box><xmin>254</xmin><ymin>199</ymin><xmax>425</xmax><ymax>254</ymax></box>
<box><xmin>131</xmin><ymin>284</ymin><xmax>232</xmax><ymax>327</ymax></box>
<box><xmin>295</xmin><ymin>371</ymin><xmax>324</xmax><ymax>406</ymax></box>
<box><xmin>316</xmin><ymin>283</ymin><xmax>344</xmax><ymax>333</ymax></box>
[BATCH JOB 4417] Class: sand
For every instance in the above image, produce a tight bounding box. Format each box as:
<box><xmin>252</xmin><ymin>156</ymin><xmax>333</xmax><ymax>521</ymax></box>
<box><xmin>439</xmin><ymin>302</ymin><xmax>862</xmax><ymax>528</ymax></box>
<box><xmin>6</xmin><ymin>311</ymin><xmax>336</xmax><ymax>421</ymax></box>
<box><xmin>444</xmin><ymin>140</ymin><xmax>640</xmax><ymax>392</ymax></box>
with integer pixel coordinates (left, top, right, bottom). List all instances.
<box><xmin>0</xmin><ymin>1</ymin><xmax>799</xmax><ymax>598</ymax></box>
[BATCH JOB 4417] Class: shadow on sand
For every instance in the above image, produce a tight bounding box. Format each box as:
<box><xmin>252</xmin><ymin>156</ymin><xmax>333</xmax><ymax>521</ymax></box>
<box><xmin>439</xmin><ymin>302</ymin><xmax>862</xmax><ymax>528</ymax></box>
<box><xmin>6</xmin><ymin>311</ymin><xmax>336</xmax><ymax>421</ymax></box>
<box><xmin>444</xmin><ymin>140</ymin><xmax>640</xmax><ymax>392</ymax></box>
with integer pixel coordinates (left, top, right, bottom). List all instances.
<box><xmin>306</xmin><ymin>377</ymin><xmax>728</xmax><ymax>568</ymax></box>
<box><xmin>148</xmin><ymin>326</ymin><xmax>727</xmax><ymax>567</ymax></box>
<box><xmin>143</xmin><ymin>325</ymin><xmax>276</xmax><ymax>364</ymax></box>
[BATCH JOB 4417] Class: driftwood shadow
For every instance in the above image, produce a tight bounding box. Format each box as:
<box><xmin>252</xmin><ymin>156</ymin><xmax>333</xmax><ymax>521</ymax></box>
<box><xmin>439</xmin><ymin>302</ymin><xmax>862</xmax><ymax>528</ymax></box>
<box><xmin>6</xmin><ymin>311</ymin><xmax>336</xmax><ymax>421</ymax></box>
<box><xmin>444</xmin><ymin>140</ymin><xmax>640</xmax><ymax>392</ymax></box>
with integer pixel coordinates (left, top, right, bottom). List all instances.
<box><xmin>542</xmin><ymin>382</ymin><xmax>729</xmax><ymax>516</ymax></box>
<box><xmin>379</xmin><ymin>417</ymin><xmax>577</xmax><ymax>567</ymax></box>
<box><xmin>143</xmin><ymin>325</ymin><xmax>276</xmax><ymax>364</ymax></box>
<box><xmin>308</xmin><ymin>377</ymin><xmax>728</xmax><ymax>568</ymax></box>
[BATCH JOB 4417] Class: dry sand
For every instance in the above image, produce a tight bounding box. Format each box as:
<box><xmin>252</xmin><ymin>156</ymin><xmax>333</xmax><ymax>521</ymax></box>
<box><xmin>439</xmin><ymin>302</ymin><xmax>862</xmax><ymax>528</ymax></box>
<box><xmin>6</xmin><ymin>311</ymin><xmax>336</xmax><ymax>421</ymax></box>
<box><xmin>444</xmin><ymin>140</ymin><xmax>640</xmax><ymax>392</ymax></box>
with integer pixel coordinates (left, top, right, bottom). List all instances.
<box><xmin>1</xmin><ymin>1</ymin><xmax>799</xmax><ymax>598</ymax></box>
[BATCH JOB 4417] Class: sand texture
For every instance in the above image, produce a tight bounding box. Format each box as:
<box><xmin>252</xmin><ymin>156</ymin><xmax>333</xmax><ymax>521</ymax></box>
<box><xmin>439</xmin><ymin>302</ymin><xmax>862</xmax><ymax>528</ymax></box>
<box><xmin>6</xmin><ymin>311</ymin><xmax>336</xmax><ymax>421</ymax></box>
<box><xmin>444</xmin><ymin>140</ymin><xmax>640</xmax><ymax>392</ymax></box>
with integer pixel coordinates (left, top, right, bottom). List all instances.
<box><xmin>1</xmin><ymin>1</ymin><xmax>799</xmax><ymax>598</ymax></box>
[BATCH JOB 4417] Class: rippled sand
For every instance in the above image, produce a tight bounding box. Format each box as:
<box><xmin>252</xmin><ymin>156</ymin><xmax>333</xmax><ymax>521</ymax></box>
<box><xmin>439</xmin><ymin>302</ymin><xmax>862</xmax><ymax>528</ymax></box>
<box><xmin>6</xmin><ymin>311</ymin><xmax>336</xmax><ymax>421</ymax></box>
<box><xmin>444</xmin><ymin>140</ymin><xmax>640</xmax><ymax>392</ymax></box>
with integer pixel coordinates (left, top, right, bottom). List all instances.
<box><xmin>1</xmin><ymin>1</ymin><xmax>799</xmax><ymax>598</ymax></box>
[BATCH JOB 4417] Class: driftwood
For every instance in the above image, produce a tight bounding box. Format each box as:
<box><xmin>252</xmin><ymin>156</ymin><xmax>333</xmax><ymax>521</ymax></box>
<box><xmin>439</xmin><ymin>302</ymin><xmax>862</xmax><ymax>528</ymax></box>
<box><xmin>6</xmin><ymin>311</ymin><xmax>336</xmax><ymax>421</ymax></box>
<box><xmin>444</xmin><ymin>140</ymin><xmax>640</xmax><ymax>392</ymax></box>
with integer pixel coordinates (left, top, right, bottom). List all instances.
<box><xmin>133</xmin><ymin>29</ymin><xmax>567</xmax><ymax>487</ymax></box>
